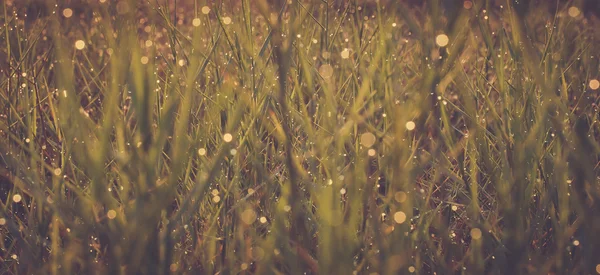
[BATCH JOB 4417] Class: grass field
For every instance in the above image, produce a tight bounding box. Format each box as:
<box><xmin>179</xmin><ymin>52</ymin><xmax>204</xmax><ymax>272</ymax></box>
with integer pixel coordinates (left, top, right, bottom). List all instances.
<box><xmin>1</xmin><ymin>0</ymin><xmax>600</xmax><ymax>274</ymax></box>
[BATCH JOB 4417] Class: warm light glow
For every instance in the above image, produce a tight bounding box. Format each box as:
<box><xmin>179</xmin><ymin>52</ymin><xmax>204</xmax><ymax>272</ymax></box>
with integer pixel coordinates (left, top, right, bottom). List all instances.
<box><xmin>436</xmin><ymin>34</ymin><xmax>449</xmax><ymax>47</ymax></box>
<box><xmin>12</xmin><ymin>194</ymin><xmax>22</xmax><ymax>203</ymax></box>
<box><xmin>198</xmin><ymin>148</ymin><xmax>206</xmax><ymax>156</ymax></box>
<box><xmin>463</xmin><ymin>1</ymin><xmax>473</xmax><ymax>9</ymax></box>
<box><xmin>568</xmin><ymin>6</ymin><xmax>581</xmax><ymax>18</ymax></box>
<box><xmin>319</xmin><ymin>64</ymin><xmax>334</xmax><ymax>79</ymax></box>
<box><xmin>192</xmin><ymin>18</ymin><xmax>201</xmax><ymax>27</ymax></box>
<box><xmin>360</xmin><ymin>132</ymin><xmax>376</xmax><ymax>148</ymax></box>
<box><xmin>223</xmin><ymin>133</ymin><xmax>233</xmax><ymax>142</ymax></box>
<box><xmin>107</xmin><ymin>210</ymin><xmax>117</xmax><ymax>219</ymax></box>
<box><xmin>63</xmin><ymin>8</ymin><xmax>73</xmax><ymax>18</ymax></box>
<box><xmin>341</xmin><ymin>48</ymin><xmax>350</xmax><ymax>59</ymax></box>
<box><xmin>589</xmin><ymin>79</ymin><xmax>600</xmax><ymax>90</ymax></box>
<box><xmin>470</xmin><ymin>228</ymin><xmax>482</xmax><ymax>240</ymax></box>
<box><xmin>405</xmin><ymin>121</ymin><xmax>416</xmax><ymax>131</ymax></box>
<box><xmin>395</xmin><ymin>191</ymin><xmax>407</xmax><ymax>203</ymax></box>
<box><xmin>394</xmin><ymin>211</ymin><xmax>407</xmax><ymax>224</ymax></box>
<box><xmin>202</xmin><ymin>6</ymin><xmax>211</xmax><ymax>15</ymax></box>
<box><xmin>75</xmin><ymin>40</ymin><xmax>86</xmax><ymax>50</ymax></box>
<box><xmin>140</xmin><ymin>56</ymin><xmax>149</xmax><ymax>64</ymax></box>
<box><xmin>241</xmin><ymin>208</ymin><xmax>257</xmax><ymax>225</ymax></box>
<box><xmin>222</xmin><ymin>17</ymin><xmax>232</xmax><ymax>25</ymax></box>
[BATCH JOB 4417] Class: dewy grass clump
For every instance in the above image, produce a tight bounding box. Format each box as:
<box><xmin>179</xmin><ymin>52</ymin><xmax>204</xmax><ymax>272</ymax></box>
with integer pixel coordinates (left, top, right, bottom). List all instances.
<box><xmin>1</xmin><ymin>0</ymin><xmax>600</xmax><ymax>274</ymax></box>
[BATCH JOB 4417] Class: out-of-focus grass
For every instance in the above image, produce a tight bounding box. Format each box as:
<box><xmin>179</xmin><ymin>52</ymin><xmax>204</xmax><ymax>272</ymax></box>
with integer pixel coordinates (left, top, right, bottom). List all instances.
<box><xmin>1</xmin><ymin>0</ymin><xmax>599</xmax><ymax>274</ymax></box>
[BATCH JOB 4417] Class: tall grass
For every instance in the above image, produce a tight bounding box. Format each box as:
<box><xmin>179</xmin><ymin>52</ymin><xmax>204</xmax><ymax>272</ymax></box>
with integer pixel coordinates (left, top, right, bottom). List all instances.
<box><xmin>1</xmin><ymin>0</ymin><xmax>599</xmax><ymax>274</ymax></box>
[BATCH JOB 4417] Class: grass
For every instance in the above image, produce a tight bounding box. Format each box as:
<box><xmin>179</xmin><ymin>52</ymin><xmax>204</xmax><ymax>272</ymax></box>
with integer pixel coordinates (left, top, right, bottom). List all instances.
<box><xmin>1</xmin><ymin>0</ymin><xmax>600</xmax><ymax>274</ymax></box>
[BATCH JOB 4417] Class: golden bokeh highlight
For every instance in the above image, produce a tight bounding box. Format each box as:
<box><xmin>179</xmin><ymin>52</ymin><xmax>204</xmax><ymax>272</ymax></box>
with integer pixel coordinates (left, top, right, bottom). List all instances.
<box><xmin>241</xmin><ymin>208</ymin><xmax>257</xmax><ymax>225</ymax></box>
<box><xmin>463</xmin><ymin>1</ymin><xmax>473</xmax><ymax>9</ymax></box>
<box><xmin>360</xmin><ymin>132</ymin><xmax>376</xmax><ymax>148</ymax></box>
<box><xmin>107</xmin><ymin>210</ymin><xmax>117</xmax><ymax>219</ymax></box>
<box><xmin>568</xmin><ymin>6</ymin><xmax>581</xmax><ymax>18</ymax></box>
<box><xmin>436</xmin><ymin>34</ymin><xmax>449</xmax><ymax>47</ymax></box>
<box><xmin>394</xmin><ymin>211</ymin><xmax>407</xmax><ymax>224</ymax></box>
<box><xmin>470</xmin><ymin>228</ymin><xmax>482</xmax><ymax>240</ymax></box>
<box><xmin>405</xmin><ymin>121</ymin><xmax>416</xmax><ymax>131</ymax></box>
<box><xmin>13</xmin><ymin>194</ymin><xmax>22</xmax><ymax>203</ymax></box>
<box><xmin>319</xmin><ymin>64</ymin><xmax>334</xmax><ymax>79</ymax></box>
<box><xmin>63</xmin><ymin>8</ymin><xmax>73</xmax><ymax>18</ymax></box>
<box><xmin>341</xmin><ymin>48</ymin><xmax>350</xmax><ymax>59</ymax></box>
<box><xmin>75</xmin><ymin>40</ymin><xmax>86</xmax><ymax>50</ymax></box>
<box><xmin>192</xmin><ymin>18</ymin><xmax>201</xmax><ymax>27</ymax></box>
<box><xmin>395</xmin><ymin>191</ymin><xmax>407</xmax><ymax>203</ymax></box>
<box><xmin>589</xmin><ymin>79</ymin><xmax>600</xmax><ymax>90</ymax></box>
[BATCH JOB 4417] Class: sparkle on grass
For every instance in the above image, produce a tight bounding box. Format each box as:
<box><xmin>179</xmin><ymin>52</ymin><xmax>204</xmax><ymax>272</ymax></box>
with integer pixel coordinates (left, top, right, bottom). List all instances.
<box><xmin>241</xmin><ymin>208</ymin><xmax>257</xmax><ymax>225</ymax></box>
<box><xmin>589</xmin><ymin>79</ymin><xmax>600</xmax><ymax>90</ymax></box>
<box><xmin>394</xmin><ymin>211</ymin><xmax>406</xmax><ymax>224</ymax></box>
<box><xmin>470</xmin><ymin>228</ymin><xmax>482</xmax><ymax>240</ymax></box>
<box><xmin>13</xmin><ymin>194</ymin><xmax>22</xmax><ymax>203</ymax></box>
<box><xmin>435</xmin><ymin>34</ymin><xmax>449</xmax><ymax>47</ymax></box>
<box><xmin>141</xmin><ymin>56</ymin><xmax>149</xmax><ymax>64</ymax></box>
<box><xmin>145</xmin><ymin>40</ymin><xmax>153</xmax><ymax>47</ymax></box>
<box><xmin>259</xmin><ymin>216</ymin><xmax>267</xmax><ymax>223</ymax></box>
<box><xmin>202</xmin><ymin>6</ymin><xmax>211</xmax><ymax>14</ymax></box>
<box><xmin>340</xmin><ymin>188</ymin><xmax>346</xmax><ymax>195</ymax></box>
<box><xmin>198</xmin><ymin>148</ymin><xmax>206</xmax><ymax>156</ymax></box>
<box><xmin>63</xmin><ymin>8</ymin><xmax>73</xmax><ymax>18</ymax></box>
<box><xmin>212</xmin><ymin>196</ymin><xmax>221</xmax><ymax>203</ymax></box>
<box><xmin>107</xmin><ymin>210</ymin><xmax>117</xmax><ymax>219</ymax></box>
<box><xmin>568</xmin><ymin>6</ymin><xmax>581</xmax><ymax>18</ymax></box>
<box><xmin>0</xmin><ymin>218</ymin><xmax>6</xmax><ymax>225</ymax></box>
<box><xmin>451</xmin><ymin>205</ymin><xmax>458</xmax><ymax>211</ymax></box>
<box><xmin>75</xmin><ymin>40</ymin><xmax>85</xmax><ymax>50</ymax></box>
<box><xmin>222</xmin><ymin>17</ymin><xmax>232</xmax><ymax>25</ymax></box>
<box><xmin>406</xmin><ymin>121</ymin><xmax>416</xmax><ymax>131</ymax></box>
<box><xmin>192</xmin><ymin>18</ymin><xmax>201</xmax><ymax>27</ymax></box>
<box><xmin>319</xmin><ymin>64</ymin><xmax>334</xmax><ymax>79</ymax></box>
<box><xmin>360</xmin><ymin>132</ymin><xmax>376</xmax><ymax>148</ymax></box>
<box><xmin>223</xmin><ymin>133</ymin><xmax>233</xmax><ymax>142</ymax></box>
<box><xmin>463</xmin><ymin>1</ymin><xmax>473</xmax><ymax>9</ymax></box>
<box><xmin>368</xmin><ymin>149</ymin><xmax>377</xmax><ymax>157</ymax></box>
<box><xmin>408</xmin><ymin>266</ymin><xmax>416</xmax><ymax>273</ymax></box>
<box><xmin>53</xmin><ymin>168</ymin><xmax>62</xmax><ymax>176</ymax></box>
<box><xmin>341</xmin><ymin>48</ymin><xmax>350</xmax><ymax>59</ymax></box>
<box><xmin>395</xmin><ymin>191</ymin><xmax>407</xmax><ymax>203</ymax></box>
